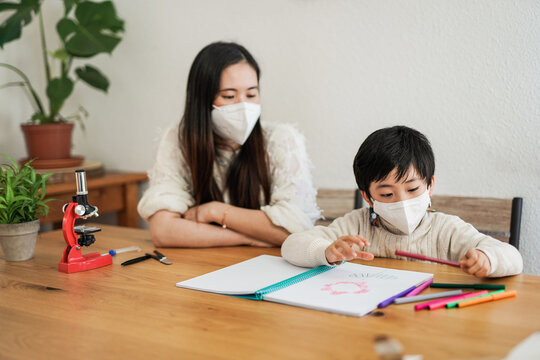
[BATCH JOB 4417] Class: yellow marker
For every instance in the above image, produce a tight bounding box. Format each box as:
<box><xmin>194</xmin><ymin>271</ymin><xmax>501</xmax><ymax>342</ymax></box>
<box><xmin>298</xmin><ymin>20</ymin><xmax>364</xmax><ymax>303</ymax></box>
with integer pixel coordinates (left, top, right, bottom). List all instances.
<box><xmin>457</xmin><ymin>290</ymin><xmax>517</xmax><ymax>308</ymax></box>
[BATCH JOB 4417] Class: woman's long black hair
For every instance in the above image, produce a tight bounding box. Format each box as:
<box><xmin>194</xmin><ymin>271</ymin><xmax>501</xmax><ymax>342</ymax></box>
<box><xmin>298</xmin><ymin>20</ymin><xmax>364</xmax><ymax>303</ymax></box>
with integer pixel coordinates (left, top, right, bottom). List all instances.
<box><xmin>180</xmin><ymin>42</ymin><xmax>271</xmax><ymax>209</ymax></box>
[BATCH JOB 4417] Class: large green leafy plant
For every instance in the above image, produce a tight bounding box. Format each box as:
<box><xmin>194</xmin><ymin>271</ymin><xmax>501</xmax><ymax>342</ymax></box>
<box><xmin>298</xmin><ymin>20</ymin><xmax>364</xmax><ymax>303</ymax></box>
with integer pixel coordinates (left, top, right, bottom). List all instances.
<box><xmin>0</xmin><ymin>155</ymin><xmax>52</xmax><ymax>224</ymax></box>
<box><xmin>0</xmin><ymin>0</ymin><xmax>124</xmax><ymax>125</ymax></box>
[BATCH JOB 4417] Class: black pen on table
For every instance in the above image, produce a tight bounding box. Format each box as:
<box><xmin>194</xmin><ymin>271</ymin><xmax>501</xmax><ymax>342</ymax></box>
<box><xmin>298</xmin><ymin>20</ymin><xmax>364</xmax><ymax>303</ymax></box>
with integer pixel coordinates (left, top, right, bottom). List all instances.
<box><xmin>121</xmin><ymin>254</ymin><xmax>151</xmax><ymax>266</ymax></box>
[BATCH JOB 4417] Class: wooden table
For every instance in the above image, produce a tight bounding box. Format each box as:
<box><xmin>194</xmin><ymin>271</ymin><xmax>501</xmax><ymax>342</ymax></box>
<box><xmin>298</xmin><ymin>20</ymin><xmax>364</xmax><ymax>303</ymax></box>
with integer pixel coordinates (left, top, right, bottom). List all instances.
<box><xmin>41</xmin><ymin>171</ymin><xmax>148</xmax><ymax>228</ymax></box>
<box><xmin>1</xmin><ymin>225</ymin><xmax>538</xmax><ymax>360</ymax></box>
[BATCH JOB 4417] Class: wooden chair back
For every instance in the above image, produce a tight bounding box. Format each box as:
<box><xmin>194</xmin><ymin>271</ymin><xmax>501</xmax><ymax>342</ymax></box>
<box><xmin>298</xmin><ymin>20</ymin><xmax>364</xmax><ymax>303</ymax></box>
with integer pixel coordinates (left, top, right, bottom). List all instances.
<box><xmin>430</xmin><ymin>195</ymin><xmax>522</xmax><ymax>249</ymax></box>
<box><xmin>316</xmin><ymin>189</ymin><xmax>362</xmax><ymax>226</ymax></box>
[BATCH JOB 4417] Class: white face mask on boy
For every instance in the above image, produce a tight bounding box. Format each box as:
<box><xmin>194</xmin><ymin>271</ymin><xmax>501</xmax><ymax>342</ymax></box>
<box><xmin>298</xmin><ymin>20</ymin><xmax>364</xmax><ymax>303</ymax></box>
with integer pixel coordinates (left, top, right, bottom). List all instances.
<box><xmin>372</xmin><ymin>188</ymin><xmax>431</xmax><ymax>235</ymax></box>
<box><xmin>211</xmin><ymin>102</ymin><xmax>261</xmax><ymax>145</ymax></box>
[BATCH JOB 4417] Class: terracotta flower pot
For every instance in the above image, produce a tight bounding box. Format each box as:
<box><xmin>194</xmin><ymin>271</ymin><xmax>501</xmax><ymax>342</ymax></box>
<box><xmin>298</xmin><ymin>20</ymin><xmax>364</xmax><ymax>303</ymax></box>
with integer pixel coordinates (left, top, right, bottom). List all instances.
<box><xmin>21</xmin><ymin>122</ymin><xmax>74</xmax><ymax>160</ymax></box>
<box><xmin>0</xmin><ymin>220</ymin><xmax>40</xmax><ymax>261</ymax></box>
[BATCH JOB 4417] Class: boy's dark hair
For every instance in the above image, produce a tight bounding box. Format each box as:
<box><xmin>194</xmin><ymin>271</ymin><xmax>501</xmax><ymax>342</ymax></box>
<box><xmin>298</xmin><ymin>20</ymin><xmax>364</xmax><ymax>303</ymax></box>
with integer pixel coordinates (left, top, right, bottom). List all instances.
<box><xmin>353</xmin><ymin>126</ymin><xmax>435</xmax><ymax>199</ymax></box>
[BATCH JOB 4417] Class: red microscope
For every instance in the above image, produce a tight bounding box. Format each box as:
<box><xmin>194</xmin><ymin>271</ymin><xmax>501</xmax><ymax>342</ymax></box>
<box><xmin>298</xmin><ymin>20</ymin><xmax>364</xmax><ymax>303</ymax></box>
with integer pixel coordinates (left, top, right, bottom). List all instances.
<box><xmin>58</xmin><ymin>170</ymin><xmax>112</xmax><ymax>273</ymax></box>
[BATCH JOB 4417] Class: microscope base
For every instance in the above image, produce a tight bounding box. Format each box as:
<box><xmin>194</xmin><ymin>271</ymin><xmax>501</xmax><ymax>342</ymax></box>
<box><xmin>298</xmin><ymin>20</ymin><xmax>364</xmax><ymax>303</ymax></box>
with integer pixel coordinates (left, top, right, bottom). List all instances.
<box><xmin>58</xmin><ymin>252</ymin><xmax>112</xmax><ymax>273</ymax></box>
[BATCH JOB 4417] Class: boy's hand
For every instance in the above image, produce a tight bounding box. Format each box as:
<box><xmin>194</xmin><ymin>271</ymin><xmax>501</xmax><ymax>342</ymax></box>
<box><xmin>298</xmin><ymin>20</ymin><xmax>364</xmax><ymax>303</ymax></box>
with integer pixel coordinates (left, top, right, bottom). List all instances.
<box><xmin>325</xmin><ymin>235</ymin><xmax>374</xmax><ymax>265</ymax></box>
<box><xmin>460</xmin><ymin>249</ymin><xmax>491</xmax><ymax>278</ymax></box>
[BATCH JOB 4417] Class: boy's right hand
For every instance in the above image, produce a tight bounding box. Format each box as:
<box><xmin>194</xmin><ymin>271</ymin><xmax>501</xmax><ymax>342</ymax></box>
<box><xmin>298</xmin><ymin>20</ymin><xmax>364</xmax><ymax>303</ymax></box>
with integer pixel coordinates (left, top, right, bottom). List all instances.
<box><xmin>325</xmin><ymin>235</ymin><xmax>374</xmax><ymax>265</ymax></box>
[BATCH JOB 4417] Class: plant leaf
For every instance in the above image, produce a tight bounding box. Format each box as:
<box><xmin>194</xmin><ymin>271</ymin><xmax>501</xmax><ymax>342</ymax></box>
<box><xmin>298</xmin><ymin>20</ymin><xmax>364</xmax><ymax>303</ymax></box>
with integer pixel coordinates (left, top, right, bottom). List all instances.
<box><xmin>0</xmin><ymin>80</ymin><xmax>25</xmax><ymax>89</ymax></box>
<box><xmin>62</xmin><ymin>0</ymin><xmax>80</xmax><ymax>16</ymax></box>
<box><xmin>60</xmin><ymin>0</ymin><xmax>124</xmax><ymax>58</ymax></box>
<box><xmin>75</xmin><ymin>1</ymin><xmax>124</xmax><ymax>32</ymax></box>
<box><xmin>31</xmin><ymin>112</ymin><xmax>47</xmax><ymax>123</ymax></box>
<box><xmin>75</xmin><ymin>65</ymin><xmax>109</xmax><ymax>92</ymax></box>
<box><xmin>6</xmin><ymin>183</ymin><xmax>13</xmax><ymax>202</ymax></box>
<box><xmin>0</xmin><ymin>3</ymin><xmax>21</xmax><ymax>11</ymax></box>
<box><xmin>51</xmin><ymin>48</ymin><xmax>69</xmax><ymax>62</ymax></box>
<box><xmin>0</xmin><ymin>0</ymin><xmax>41</xmax><ymax>48</ymax></box>
<box><xmin>0</xmin><ymin>154</ymin><xmax>51</xmax><ymax>223</ymax></box>
<box><xmin>0</xmin><ymin>63</ymin><xmax>47</xmax><ymax>115</ymax></box>
<box><xmin>56</xmin><ymin>17</ymin><xmax>77</xmax><ymax>42</ymax></box>
<box><xmin>46</xmin><ymin>76</ymin><xmax>73</xmax><ymax>115</ymax></box>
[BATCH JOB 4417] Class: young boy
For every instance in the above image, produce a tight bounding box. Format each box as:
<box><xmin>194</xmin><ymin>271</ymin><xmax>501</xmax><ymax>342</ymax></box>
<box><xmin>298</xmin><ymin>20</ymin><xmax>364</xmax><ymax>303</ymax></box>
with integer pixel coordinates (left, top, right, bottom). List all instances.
<box><xmin>281</xmin><ymin>126</ymin><xmax>523</xmax><ymax>278</ymax></box>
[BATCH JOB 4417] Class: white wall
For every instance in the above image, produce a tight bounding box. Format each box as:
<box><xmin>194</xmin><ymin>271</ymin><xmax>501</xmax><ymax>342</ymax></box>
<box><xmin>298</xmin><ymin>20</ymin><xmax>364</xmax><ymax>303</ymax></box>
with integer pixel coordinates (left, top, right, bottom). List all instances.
<box><xmin>1</xmin><ymin>1</ymin><xmax>539</xmax><ymax>274</ymax></box>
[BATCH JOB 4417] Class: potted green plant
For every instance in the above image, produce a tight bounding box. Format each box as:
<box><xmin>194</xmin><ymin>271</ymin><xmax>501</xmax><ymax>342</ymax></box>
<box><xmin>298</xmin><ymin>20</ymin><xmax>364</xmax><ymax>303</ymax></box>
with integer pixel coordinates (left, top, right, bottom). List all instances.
<box><xmin>0</xmin><ymin>155</ymin><xmax>52</xmax><ymax>261</ymax></box>
<box><xmin>0</xmin><ymin>0</ymin><xmax>124</xmax><ymax>164</ymax></box>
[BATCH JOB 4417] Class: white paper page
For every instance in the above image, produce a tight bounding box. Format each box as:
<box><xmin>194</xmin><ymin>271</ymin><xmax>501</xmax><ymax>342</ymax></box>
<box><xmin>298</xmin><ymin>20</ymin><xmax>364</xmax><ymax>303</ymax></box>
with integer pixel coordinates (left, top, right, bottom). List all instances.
<box><xmin>265</xmin><ymin>262</ymin><xmax>433</xmax><ymax>317</ymax></box>
<box><xmin>504</xmin><ymin>332</ymin><xmax>540</xmax><ymax>360</ymax></box>
<box><xmin>176</xmin><ymin>255</ymin><xmax>308</xmax><ymax>295</ymax></box>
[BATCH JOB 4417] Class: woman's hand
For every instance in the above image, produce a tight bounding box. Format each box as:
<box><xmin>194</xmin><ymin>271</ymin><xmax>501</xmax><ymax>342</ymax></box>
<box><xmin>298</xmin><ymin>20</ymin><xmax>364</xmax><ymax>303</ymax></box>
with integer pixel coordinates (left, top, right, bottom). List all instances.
<box><xmin>460</xmin><ymin>249</ymin><xmax>491</xmax><ymax>278</ymax></box>
<box><xmin>184</xmin><ymin>202</ymin><xmax>288</xmax><ymax>246</ymax></box>
<box><xmin>184</xmin><ymin>203</ymin><xmax>275</xmax><ymax>247</ymax></box>
<box><xmin>325</xmin><ymin>235</ymin><xmax>374</xmax><ymax>265</ymax></box>
<box><xmin>184</xmin><ymin>201</ymin><xmax>228</xmax><ymax>224</ymax></box>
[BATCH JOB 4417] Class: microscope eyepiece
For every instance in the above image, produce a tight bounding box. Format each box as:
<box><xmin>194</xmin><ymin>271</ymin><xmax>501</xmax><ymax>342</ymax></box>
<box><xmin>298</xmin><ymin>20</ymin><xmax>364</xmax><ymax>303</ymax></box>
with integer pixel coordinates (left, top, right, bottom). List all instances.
<box><xmin>75</xmin><ymin>169</ymin><xmax>88</xmax><ymax>195</ymax></box>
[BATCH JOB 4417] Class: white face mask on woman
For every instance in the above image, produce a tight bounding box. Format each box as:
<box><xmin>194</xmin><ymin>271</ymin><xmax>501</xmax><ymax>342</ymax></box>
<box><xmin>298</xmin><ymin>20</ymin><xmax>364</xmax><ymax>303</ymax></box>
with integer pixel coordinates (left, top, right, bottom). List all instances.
<box><xmin>211</xmin><ymin>102</ymin><xmax>261</xmax><ymax>145</ymax></box>
<box><xmin>372</xmin><ymin>188</ymin><xmax>431</xmax><ymax>235</ymax></box>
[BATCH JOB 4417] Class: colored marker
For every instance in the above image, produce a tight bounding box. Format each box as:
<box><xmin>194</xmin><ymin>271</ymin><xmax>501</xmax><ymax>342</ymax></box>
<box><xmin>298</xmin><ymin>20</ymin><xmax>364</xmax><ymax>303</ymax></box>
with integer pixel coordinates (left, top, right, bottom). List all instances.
<box><xmin>458</xmin><ymin>290</ymin><xmax>517</xmax><ymax>308</ymax></box>
<box><xmin>430</xmin><ymin>283</ymin><xmax>506</xmax><ymax>290</ymax></box>
<box><xmin>405</xmin><ymin>278</ymin><xmax>433</xmax><ymax>297</ymax></box>
<box><xmin>394</xmin><ymin>290</ymin><xmax>462</xmax><ymax>305</ymax></box>
<box><xmin>427</xmin><ymin>290</ymin><xmax>488</xmax><ymax>310</ymax></box>
<box><xmin>446</xmin><ymin>289</ymin><xmax>505</xmax><ymax>308</ymax></box>
<box><xmin>378</xmin><ymin>286</ymin><xmax>417</xmax><ymax>308</ymax></box>
<box><xmin>102</xmin><ymin>246</ymin><xmax>141</xmax><ymax>256</ymax></box>
<box><xmin>395</xmin><ymin>250</ymin><xmax>460</xmax><ymax>267</ymax></box>
<box><xmin>415</xmin><ymin>290</ymin><xmax>487</xmax><ymax>311</ymax></box>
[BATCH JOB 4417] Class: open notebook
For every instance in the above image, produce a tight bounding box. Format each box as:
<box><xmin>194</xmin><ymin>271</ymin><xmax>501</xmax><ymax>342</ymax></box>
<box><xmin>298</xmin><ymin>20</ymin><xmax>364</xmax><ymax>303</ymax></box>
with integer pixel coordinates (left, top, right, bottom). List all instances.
<box><xmin>177</xmin><ymin>255</ymin><xmax>433</xmax><ymax>317</ymax></box>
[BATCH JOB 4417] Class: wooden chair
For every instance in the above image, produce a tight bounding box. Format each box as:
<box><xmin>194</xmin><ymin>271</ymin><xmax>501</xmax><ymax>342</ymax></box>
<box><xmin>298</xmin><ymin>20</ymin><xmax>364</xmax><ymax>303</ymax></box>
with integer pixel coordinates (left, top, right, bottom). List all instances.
<box><xmin>429</xmin><ymin>195</ymin><xmax>522</xmax><ymax>249</ymax></box>
<box><xmin>316</xmin><ymin>189</ymin><xmax>522</xmax><ymax>249</ymax></box>
<box><xmin>316</xmin><ymin>189</ymin><xmax>363</xmax><ymax>226</ymax></box>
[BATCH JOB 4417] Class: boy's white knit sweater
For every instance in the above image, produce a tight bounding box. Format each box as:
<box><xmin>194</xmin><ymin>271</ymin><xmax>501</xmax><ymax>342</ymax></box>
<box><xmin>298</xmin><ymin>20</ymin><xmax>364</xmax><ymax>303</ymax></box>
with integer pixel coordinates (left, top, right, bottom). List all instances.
<box><xmin>281</xmin><ymin>207</ymin><xmax>523</xmax><ymax>278</ymax></box>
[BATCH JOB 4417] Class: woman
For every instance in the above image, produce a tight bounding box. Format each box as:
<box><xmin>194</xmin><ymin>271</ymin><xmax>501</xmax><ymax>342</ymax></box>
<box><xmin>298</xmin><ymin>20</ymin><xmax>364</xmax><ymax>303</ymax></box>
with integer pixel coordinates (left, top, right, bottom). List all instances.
<box><xmin>138</xmin><ymin>42</ymin><xmax>320</xmax><ymax>247</ymax></box>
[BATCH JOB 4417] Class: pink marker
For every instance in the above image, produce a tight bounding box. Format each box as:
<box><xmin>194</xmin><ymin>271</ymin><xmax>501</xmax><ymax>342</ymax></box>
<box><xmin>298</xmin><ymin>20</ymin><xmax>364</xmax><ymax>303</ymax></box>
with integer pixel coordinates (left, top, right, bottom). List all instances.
<box><xmin>405</xmin><ymin>278</ymin><xmax>433</xmax><ymax>297</ymax></box>
<box><xmin>427</xmin><ymin>290</ymin><xmax>489</xmax><ymax>310</ymax></box>
<box><xmin>414</xmin><ymin>290</ymin><xmax>488</xmax><ymax>311</ymax></box>
<box><xmin>395</xmin><ymin>250</ymin><xmax>460</xmax><ymax>267</ymax></box>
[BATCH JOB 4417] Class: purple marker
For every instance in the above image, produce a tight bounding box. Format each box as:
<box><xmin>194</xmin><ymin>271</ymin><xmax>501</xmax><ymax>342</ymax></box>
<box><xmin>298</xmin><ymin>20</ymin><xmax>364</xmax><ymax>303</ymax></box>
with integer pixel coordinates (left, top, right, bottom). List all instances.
<box><xmin>378</xmin><ymin>286</ymin><xmax>417</xmax><ymax>308</ymax></box>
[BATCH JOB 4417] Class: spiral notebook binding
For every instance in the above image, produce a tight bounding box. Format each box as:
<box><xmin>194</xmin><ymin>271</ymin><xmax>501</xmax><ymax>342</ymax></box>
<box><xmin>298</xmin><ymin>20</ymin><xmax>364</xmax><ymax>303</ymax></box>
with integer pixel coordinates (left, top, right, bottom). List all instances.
<box><xmin>254</xmin><ymin>265</ymin><xmax>333</xmax><ymax>300</ymax></box>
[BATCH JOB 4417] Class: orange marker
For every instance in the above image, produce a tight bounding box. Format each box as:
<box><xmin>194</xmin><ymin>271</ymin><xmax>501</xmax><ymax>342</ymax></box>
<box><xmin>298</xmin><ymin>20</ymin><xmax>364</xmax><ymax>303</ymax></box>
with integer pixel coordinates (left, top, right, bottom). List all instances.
<box><xmin>457</xmin><ymin>290</ymin><xmax>517</xmax><ymax>308</ymax></box>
